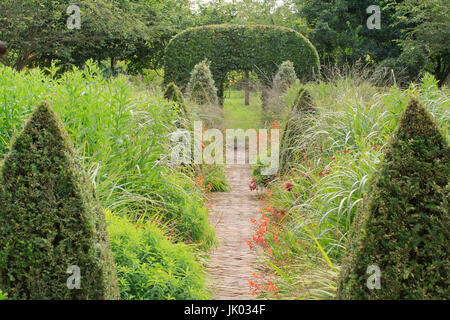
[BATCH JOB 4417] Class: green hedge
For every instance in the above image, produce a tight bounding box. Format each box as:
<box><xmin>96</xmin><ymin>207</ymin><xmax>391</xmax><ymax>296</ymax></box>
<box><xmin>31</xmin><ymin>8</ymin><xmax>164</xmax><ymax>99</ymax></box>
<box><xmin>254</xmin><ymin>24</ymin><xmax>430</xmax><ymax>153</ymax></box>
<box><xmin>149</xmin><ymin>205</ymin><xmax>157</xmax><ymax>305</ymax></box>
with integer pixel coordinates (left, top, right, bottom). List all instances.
<box><xmin>336</xmin><ymin>99</ymin><xmax>449</xmax><ymax>299</ymax></box>
<box><xmin>0</xmin><ymin>103</ymin><xmax>119</xmax><ymax>299</ymax></box>
<box><xmin>164</xmin><ymin>24</ymin><xmax>320</xmax><ymax>100</ymax></box>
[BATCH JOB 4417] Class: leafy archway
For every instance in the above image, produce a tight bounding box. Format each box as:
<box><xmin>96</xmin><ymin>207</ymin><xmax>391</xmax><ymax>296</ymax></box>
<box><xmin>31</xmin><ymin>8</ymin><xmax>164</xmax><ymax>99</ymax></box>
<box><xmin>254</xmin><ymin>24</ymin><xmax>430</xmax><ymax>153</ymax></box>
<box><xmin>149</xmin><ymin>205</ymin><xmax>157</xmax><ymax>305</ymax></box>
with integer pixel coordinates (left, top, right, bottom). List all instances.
<box><xmin>163</xmin><ymin>24</ymin><xmax>320</xmax><ymax>102</ymax></box>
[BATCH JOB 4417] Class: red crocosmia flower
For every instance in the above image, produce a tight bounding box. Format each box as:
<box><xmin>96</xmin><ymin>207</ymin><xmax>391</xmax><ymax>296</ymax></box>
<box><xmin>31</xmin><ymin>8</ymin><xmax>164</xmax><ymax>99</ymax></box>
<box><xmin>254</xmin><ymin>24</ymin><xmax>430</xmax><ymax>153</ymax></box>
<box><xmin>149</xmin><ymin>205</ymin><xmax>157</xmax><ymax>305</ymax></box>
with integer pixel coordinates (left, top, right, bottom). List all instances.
<box><xmin>285</xmin><ymin>182</ymin><xmax>293</xmax><ymax>191</ymax></box>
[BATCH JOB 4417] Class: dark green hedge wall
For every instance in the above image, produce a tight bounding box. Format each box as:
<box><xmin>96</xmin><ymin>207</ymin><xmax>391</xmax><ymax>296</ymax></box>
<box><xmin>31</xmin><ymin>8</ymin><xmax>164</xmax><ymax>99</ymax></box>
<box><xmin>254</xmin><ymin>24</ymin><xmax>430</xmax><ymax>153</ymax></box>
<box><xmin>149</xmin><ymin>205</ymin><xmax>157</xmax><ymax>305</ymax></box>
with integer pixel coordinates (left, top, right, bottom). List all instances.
<box><xmin>163</xmin><ymin>24</ymin><xmax>320</xmax><ymax>100</ymax></box>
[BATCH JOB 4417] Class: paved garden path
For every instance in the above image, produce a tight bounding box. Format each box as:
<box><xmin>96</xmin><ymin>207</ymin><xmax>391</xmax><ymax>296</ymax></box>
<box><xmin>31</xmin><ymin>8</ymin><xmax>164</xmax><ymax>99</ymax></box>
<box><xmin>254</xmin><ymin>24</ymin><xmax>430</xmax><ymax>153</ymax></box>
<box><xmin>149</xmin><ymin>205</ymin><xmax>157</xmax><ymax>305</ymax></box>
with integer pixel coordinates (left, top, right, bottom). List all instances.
<box><xmin>207</xmin><ymin>148</ymin><xmax>261</xmax><ymax>299</ymax></box>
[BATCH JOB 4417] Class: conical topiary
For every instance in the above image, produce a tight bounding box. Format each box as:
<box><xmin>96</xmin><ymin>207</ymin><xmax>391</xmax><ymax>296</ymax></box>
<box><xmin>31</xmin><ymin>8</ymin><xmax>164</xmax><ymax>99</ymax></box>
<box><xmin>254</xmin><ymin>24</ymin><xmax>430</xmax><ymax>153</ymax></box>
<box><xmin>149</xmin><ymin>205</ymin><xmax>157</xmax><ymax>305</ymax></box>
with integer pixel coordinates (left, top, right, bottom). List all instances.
<box><xmin>163</xmin><ymin>82</ymin><xmax>187</xmax><ymax>115</ymax></box>
<box><xmin>279</xmin><ymin>88</ymin><xmax>316</xmax><ymax>173</ymax></box>
<box><xmin>163</xmin><ymin>81</ymin><xmax>191</xmax><ymax>131</ymax></box>
<box><xmin>273</xmin><ymin>60</ymin><xmax>297</xmax><ymax>92</ymax></box>
<box><xmin>0</xmin><ymin>103</ymin><xmax>119</xmax><ymax>299</ymax></box>
<box><xmin>186</xmin><ymin>59</ymin><xmax>218</xmax><ymax>105</ymax></box>
<box><xmin>336</xmin><ymin>99</ymin><xmax>449</xmax><ymax>299</ymax></box>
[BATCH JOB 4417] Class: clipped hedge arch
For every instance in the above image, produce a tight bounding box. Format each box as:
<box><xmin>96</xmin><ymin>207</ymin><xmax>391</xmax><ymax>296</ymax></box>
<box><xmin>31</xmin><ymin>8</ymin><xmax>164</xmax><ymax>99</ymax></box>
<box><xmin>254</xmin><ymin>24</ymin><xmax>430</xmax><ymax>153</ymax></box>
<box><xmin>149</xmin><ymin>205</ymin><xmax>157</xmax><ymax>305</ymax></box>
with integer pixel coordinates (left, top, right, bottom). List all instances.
<box><xmin>164</xmin><ymin>24</ymin><xmax>320</xmax><ymax>101</ymax></box>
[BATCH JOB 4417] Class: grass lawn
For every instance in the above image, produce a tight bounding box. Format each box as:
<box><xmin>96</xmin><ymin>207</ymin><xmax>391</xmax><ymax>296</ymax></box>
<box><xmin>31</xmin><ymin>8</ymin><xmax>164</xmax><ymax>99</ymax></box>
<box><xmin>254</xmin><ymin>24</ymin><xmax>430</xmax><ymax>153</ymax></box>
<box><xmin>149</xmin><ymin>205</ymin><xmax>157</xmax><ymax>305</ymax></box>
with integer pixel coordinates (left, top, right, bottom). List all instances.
<box><xmin>223</xmin><ymin>89</ymin><xmax>263</xmax><ymax>130</ymax></box>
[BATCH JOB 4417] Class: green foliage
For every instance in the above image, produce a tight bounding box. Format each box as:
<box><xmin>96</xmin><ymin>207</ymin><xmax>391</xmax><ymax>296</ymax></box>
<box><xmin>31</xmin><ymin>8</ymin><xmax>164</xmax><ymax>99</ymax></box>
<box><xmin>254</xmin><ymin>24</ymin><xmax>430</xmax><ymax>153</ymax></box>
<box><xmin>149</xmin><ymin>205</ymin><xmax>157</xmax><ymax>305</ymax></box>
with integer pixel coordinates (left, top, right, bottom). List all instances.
<box><xmin>106</xmin><ymin>213</ymin><xmax>210</xmax><ymax>300</ymax></box>
<box><xmin>0</xmin><ymin>62</ymin><xmax>215</xmax><ymax>249</ymax></box>
<box><xmin>186</xmin><ymin>60</ymin><xmax>219</xmax><ymax>105</ymax></box>
<box><xmin>0</xmin><ymin>0</ymin><xmax>156</xmax><ymax>70</ymax></box>
<box><xmin>279</xmin><ymin>88</ymin><xmax>316</xmax><ymax>173</ymax></box>
<box><xmin>255</xmin><ymin>73</ymin><xmax>449</xmax><ymax>299</ymax></box>
<box><xmin>0</xmin><ymin>290</ymin><xmax>7</xmax><ymax>300</ymax></box>
<box><xmin>199</xmin><ymin>164</ymin><xmax>230</xmax><ymax>192</ymax></box>
<box><xmin>164</xmin><ymin>24</ymin><xmax>320</xmax><ymax>100</ymax></box>
<box><xmin>296</xmin><ymin>0</ymin><xmax>402</xmax><ymax>68</ymax></box>
<box><xmin>395</xmin><ymin>0</ymin><xmax>450</xmax><ymax>84</ymax></box>
<box><xmin>0</xmin><ymin>103</ymin><xmax>119</xmax><ymax>299</ymax></box>
<box><xmin>164</xmin><ymin>82</ymin><xmax>185</xmax><ymax>106</ymax></box>
<box><xmin>337</xmin><ymin>99</ymin><xmax>449</xmax><ymax>299</ymax></box>
<box><xmin>163</xmin><ymin>82</ymin><xmax>190</xmax><ymax>128</ymax></box>
<box><xmin>273</xmin><ymin>61</ymin><xmax>298</xmax><ymax>92</ymax></box>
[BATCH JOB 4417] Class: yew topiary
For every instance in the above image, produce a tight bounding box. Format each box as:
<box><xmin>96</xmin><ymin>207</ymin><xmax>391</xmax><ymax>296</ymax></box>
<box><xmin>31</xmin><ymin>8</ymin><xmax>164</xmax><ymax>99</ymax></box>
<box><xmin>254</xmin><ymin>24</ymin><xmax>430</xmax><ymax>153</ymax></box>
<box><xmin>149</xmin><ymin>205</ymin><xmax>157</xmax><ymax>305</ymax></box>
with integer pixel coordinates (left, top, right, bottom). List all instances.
<box><xmin>273</xmin><ymin>61</ymin><xmax>297</xmax><ymax>92</ymax></box>
<box><xmin>336</xmin><ymin>99</ymin><xmax>449</xmax><ymax>299</ymax></box>
<box><xmin>279</xmin><ymin>88</ymin><xmax>316</xmax><ymax>173</ymax></box>
<box><xmin>186</xmin><ymin>60</ymin><xmax>218</xmax><ymax>105</ymax></box>
<box><xmin>0</xmin><ymin>103</ymin><xmax>119</xmax><ymax>300</ymax></box>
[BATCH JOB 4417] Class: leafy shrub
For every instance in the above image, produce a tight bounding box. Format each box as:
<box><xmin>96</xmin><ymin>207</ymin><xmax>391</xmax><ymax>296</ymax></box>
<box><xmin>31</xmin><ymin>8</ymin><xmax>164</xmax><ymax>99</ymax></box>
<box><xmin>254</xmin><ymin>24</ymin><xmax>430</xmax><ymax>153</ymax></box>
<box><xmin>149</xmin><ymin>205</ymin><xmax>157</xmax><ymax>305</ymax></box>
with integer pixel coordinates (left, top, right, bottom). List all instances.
<box><xmin>0</xmin><ymin>290</ymin><xmax>7</xmax><ymax>300</ymax></box>
<box><xmin>0</xmin><ymin>63</ymin><xmax>215</xmax><ymax>250</ymax></box>
<box><xmin>279</xmin><ymin>88</ymin><xmax>316</xmax><ymax>173</ymax></box>
<box><xmin>273</xmin><ymin>61</ymin><xmax>298</xmax><ymax>92</ymax></box>
<box><xmin>164</xmin><ymin>24</ymin><xmax>320</xmax><ymax>100</ymax></box>
<box><xmin>186</xmin><ymin>60</ymin><xmax>218</xmax><ymax>105</ymax></box>
<box><xmin>337</xmin><ymin>99</ymin><xmax>449</xmax><ymax>299</ymax></box>
<box><xmin>106</xmin><ymin>213</ymin><xmax>210</xmax><ymax>300</ymax></box>
<box><xmin>0</xmin><ymin>103</ymin><xmax>119</xmax><ymax>299</ymax></box>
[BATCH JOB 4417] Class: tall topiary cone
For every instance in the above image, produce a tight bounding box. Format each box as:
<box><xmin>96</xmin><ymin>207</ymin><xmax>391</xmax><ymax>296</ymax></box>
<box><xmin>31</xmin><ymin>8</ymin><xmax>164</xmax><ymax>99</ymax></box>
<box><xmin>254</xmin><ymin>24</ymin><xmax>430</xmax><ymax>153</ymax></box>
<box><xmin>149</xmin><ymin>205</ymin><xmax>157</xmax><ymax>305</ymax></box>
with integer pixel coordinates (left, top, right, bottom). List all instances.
<box><xmin>186</xmin><ymin>59</ymin><xmax>218</xmax><ymax>105</ymax></box>
<box><xmin>0</xmin><ymin>103</ymin><xmax>119</xmax><ymax>299</ymax></box>
<box><xmin>337</xmin><ymin>99</ymin><xmax>449</xmax><ymax>299</ymax></box>
<box><xmin>279</xmin><ymin>88</ymin><xmax>316</xmax><ymax>173</ymax></box>
<box><xmin>273</xmin><ymin>60</ymin><xmax>297</xmax><ymax>92</ymax></box>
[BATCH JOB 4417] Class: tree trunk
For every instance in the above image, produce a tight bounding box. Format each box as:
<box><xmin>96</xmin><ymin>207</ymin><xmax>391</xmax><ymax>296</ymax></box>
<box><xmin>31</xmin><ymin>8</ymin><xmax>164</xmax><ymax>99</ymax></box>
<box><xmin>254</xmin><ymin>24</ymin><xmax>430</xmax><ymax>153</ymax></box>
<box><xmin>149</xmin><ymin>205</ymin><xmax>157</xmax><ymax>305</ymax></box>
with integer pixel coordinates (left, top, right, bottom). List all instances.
<box><xmin>244</xmin><ymin>70</ymin><xmax>250</xmax><ymax>106</ymax></box>
<box><xmin>111</xmin><ymin>56</ymin><xmax>116</xmax><ymax>76</ymax></box>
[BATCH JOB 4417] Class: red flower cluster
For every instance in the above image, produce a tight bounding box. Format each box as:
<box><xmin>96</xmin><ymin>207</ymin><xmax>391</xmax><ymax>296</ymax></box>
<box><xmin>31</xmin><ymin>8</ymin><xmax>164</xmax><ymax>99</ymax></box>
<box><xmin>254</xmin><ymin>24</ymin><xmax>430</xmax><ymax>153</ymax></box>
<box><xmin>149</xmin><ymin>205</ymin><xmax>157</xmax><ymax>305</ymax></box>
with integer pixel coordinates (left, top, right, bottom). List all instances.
<box><xmin>284</xmin><ymin>182</ymin><xmax>293</xmax><ymax>192</ymax></box>
<box><xmin>249</xmin><ymin>177</ymin><xmax>257</xmax><ymax>191</ymax></box>
<box><xmin>248</xmin><ymin>273</ymin><xmax>279</xmax><ymax>296</ymax></box>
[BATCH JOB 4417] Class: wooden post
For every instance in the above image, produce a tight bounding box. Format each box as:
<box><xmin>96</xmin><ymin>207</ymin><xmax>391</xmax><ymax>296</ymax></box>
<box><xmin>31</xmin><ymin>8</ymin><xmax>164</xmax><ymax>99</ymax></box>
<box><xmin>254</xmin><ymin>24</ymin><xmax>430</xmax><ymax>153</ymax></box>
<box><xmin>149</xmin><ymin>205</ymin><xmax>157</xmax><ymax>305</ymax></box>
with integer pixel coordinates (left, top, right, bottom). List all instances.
<box><xmin>244</xmin><ymin>70</ymin><xmax>250</xmax><ymax>106</ymax></box>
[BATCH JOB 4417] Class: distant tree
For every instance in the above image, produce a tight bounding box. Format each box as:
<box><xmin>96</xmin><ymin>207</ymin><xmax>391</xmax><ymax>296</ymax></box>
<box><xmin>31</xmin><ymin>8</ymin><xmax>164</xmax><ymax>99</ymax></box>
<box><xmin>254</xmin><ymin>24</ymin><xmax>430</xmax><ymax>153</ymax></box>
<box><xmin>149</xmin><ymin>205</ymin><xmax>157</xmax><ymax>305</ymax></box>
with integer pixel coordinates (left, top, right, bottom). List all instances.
<box><xmin>0</xmin><ymin>0</ymin><xmax>155</xmax><ymax>71</ymax></box>
<box><xmin>294</xmin><ymin>0</ymin><xmax>403</xmax><ymax>67</ymax></box>
<box><xmin>395</xmin><ymin>0</ymin><xmax>450</xmax><ymax>85</ymax></box>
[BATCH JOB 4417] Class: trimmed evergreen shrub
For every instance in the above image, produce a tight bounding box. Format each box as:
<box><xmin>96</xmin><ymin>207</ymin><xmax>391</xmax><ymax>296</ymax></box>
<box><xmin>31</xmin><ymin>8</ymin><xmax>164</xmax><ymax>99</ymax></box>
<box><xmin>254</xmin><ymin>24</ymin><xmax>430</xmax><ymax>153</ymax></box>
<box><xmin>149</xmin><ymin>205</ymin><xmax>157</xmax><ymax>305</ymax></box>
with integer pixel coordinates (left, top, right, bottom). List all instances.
<box><xmin>163</xmin><ymin>81</ymin><xmax>191</xmax><ymax>130</ymax></box>
<box><xmin>164</xmin><ymin>24</ymin><xmax>320</xmax><ymax>100</ymax></box>
<box><xmin>336</xmin><ymin>99</ymin><xmax>449</xmax><ymax>299</ymax></box>
<box><xmin>0</xmin><ymin>103</ymin><xmax>119</xmax><ymax>300</ymax></box>
<box><xmin>273</xmin><ymin>61</ymin><xmax>298</xmax><ymax>92</ymax></box>
<box><xmin>163</xmin><ymin>82</ymin><xmax>185</xmax><ymax>108</ymax></box>
<box><xmin>186</xmin><ymin>60</ymin><xmax>218</xmax><ymax>105</ymax></box>
<box><xmin>279</xmin><ymin>88</ymin><xmax>316</xmax><ymax>173</ymax></box>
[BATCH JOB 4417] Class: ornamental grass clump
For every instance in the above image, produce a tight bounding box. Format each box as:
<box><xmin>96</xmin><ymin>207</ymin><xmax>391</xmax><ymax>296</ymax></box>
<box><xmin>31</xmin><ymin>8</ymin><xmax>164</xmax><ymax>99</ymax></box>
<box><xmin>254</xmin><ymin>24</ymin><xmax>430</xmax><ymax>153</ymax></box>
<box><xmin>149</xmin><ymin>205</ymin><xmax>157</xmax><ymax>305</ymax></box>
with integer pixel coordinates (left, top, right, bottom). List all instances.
<box><xmin>279</xmin><ymin>88</ymin><xmax>316</xmax><ymax>173</ymax></box>
<box><xmin>0</xmin><ymin>103</ymin><xmax>119</xmax><ymax>300</ymax></box>
<box><xmin>337</xmin><ymin>99</ymin><xmax>449</xmax><ymax>299</ymax></box>
<box><xmin>186</xmin><ymin>60</ymin><xmax>218</xmax><ymax>105</ymax></box>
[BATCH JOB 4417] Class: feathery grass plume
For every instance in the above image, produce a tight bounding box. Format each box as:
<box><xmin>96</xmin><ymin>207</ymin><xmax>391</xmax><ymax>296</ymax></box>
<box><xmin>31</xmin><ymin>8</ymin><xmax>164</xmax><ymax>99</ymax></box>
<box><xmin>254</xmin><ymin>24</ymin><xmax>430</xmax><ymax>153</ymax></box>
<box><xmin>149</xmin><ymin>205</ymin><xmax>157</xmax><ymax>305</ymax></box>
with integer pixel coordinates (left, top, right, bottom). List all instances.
<box><xmin>279</xmin><ymin>88</ymin><xmax>316</xmax><ymax>174</ymax></box>
<box><xmin>273</xmin><ymin>61</ymin><xmax>297</xmax><ymax>92</ymax></box>
<box><xmin>0</xmin><ymin>103</ymin><xmax>119</xmax><ymax>299</ymax></box>
<box><xmin>336</xmin><ymin>99</ymin><xmax>449</xmax><ymax>299</ymax></box>
<box><xmin>186</xmin><ymin>59</ymin><xmax>218</xmax><ymax>105</ymax></box>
